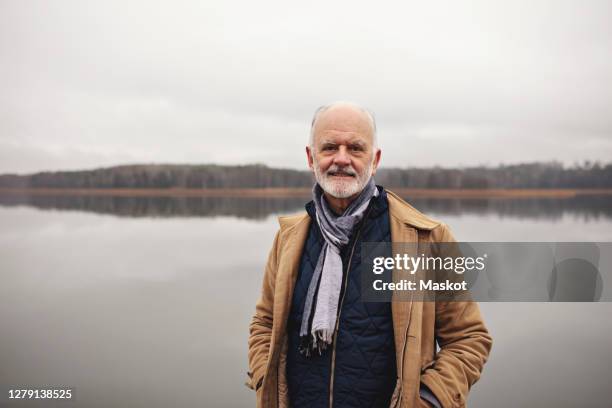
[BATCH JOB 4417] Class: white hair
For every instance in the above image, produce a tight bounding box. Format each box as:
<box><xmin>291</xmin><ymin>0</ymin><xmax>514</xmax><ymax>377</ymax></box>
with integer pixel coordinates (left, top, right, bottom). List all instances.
<box><xmin>309</xmin><ymin>101</ymin><xmax>378</xmax><ymax>149</ymax></box>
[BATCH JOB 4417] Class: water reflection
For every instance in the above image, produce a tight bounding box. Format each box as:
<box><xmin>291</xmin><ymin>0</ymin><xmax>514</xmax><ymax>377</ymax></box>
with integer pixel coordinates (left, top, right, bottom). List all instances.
<box><xmin>0</xmin><ymin>191</ymin><xmax>610</xmax><ymax>220</ymax></box>
<box><xmin>0</xmin><ymin>196</ymin><xmax>611</xmax><ymax>407</ymax></box>
<box><xmin>0</xmin><ymin>193</ymin><xmax>306</xmax><ymax>220</ymax></box>
<box><xmin>407</xmin><ymin>195</ymin><xmax>612</xmax><ymax>221</ymax></box>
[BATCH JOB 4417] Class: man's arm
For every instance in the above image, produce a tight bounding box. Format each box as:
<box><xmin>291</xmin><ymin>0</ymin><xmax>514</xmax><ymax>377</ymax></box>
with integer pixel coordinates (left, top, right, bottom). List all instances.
<box><xmin>420</xmin><ymin>224</ymin><xmax>493</xmax><ymax>407</ymax></box>
<box><xmin>246</xmin><ymin>229</ymin><xmax>281</xmax><ymax>391</ymax></box>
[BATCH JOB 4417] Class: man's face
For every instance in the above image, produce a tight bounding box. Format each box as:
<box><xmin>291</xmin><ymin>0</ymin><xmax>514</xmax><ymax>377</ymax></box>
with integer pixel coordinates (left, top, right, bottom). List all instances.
<box><xmin>306</xmin><ymin>106</ymin><xmax>381</xmax><ymax>199</ymax></box>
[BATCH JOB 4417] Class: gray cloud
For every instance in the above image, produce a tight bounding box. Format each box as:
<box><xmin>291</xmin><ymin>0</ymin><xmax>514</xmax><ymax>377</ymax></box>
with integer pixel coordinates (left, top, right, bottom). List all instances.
<box><xmin>1</xmin><ymin>0</ymin><xmax>611</xmax><ymax>174</ymax></box>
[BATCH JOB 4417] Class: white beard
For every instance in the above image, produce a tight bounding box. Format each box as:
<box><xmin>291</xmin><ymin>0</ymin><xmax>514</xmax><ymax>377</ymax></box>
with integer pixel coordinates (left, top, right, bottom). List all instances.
<box><xmin>313</xmin><ymin>158</ymin><xmax>374</xmax><ymax>199</ymax></box>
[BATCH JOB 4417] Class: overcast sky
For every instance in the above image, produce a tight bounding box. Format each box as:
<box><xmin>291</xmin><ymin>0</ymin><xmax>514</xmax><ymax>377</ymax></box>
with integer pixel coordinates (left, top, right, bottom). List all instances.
<box><xmin>1</xmin><ymin>0</ymin><xmax>611</xmax><ymax>174</ymax></box>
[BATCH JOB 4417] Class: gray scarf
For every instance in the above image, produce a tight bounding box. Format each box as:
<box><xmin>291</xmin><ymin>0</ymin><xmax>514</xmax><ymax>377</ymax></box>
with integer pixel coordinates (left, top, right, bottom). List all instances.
<box><xmin>299</xmin><ymin>177</ymin><xmax>379</xmax><ymax>357</ymax></box>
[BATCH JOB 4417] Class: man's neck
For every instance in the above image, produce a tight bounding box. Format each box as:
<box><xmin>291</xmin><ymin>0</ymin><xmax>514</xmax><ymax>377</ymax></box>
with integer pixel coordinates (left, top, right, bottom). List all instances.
<box><xmin>323</xmin><ymin>191</ymin><xmax>361</xmax><ymax>215</ymax></box>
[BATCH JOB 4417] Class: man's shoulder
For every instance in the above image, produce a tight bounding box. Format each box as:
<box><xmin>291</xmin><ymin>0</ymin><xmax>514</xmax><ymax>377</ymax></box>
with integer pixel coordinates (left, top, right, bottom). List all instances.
<box><xmin>385</xmin><ymin>189</ymin><xmax>458</xmax><ymax>242</ymax></box>
<box><xmin>272</xmin><ymin>212</ymin><xmax>312</xmax><ymax>251</ymax></box>
<box><xmin>384</xmin><ymin>189</ymin><xmax>442</xmax><ymax>231</ymax></box>
<box><xmin>277</xmin><ymin>211</ymin><xmax>310</xmax><ymax>232</ymax></box>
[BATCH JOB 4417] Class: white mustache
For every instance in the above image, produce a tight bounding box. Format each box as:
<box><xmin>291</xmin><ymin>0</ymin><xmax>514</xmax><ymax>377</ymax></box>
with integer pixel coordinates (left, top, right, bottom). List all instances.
<box><xmin>326</xmin><ymin>165</ymin><xmax>357</xmax><ymax>177</ymax></box>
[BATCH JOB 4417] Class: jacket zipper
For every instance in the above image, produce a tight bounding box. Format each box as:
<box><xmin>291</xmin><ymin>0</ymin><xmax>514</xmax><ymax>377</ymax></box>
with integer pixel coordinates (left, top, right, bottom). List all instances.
<box><xmin>328</xmin><ymin>205</ymin><xmax>374</xmax><ymax>408</ymax></box>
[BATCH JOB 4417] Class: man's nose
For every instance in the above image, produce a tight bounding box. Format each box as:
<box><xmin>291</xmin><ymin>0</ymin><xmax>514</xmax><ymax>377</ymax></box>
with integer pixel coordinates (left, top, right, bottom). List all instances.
<box><xmin>333</xmin><ymin>146</ymin><xmax>351</xmax><ymax>167</ymax></box>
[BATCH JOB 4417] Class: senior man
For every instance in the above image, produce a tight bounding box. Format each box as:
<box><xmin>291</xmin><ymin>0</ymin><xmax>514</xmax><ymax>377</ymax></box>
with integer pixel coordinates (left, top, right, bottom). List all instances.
<box><xmin>247</xmin><ymin>102</ymin><xmax>492</xmax><ymax>408</ymax></box>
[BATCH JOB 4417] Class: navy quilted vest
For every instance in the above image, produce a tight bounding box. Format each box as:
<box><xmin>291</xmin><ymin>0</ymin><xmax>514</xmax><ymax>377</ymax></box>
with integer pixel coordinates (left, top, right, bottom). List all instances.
<box><xmin>286</xmin><ymin>186</ymin><xmax>396</xmax><ymax>408</ymax></box>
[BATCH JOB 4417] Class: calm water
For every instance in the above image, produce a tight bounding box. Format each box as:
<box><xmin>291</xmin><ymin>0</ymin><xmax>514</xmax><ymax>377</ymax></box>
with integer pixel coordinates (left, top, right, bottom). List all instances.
<box><xmin>1</xmin><ymin>194</ymin><xmax>611</xmax><ymax>407</ymax></box>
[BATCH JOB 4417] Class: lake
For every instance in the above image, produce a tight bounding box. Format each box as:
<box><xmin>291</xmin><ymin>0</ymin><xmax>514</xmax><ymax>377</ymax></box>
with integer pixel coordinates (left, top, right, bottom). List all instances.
<box><xmin>0</xmin><ymin>192</ymin><xmax>611</xmax><ymax>407</ymax></box>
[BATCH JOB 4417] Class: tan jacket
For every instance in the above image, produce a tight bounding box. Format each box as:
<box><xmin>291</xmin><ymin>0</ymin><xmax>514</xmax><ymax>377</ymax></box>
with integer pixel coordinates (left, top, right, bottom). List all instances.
<box><xmin>247</xmin><ymin>190</ymin><xmax>492</xmax><ymax>408</ymax></box>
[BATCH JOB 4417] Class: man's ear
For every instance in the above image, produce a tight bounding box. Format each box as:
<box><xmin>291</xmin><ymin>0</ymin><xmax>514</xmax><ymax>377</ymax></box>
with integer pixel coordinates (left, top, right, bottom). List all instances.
<box><xmin>306</xmin><ymin>146</ymin><xmax>314</xmax><ymax>170</ymax></box>
<box><xmin>371</xmin><ymin>148</ymin><xmax>382</xmax><ymax>175</ymax></box>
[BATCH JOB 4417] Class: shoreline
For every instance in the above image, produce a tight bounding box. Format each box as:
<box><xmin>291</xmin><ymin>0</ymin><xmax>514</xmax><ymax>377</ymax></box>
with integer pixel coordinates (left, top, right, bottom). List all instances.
<box><xmin>1</xmin><ymin>187</ymin><xmax>611</xmax><ymax>199</ymax></box>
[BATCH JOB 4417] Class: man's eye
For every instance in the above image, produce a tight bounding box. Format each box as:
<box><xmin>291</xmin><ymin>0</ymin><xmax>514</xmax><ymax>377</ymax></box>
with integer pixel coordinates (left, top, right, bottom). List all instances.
<box><xmin>350</xmin><ymin>145</ymin><xmax>364</xmax><ymax>151</ymax></box>
<box><xmin>322</xmin><ymin>145</ymin><xmax>337</xmax><ymax>151</ymax></box>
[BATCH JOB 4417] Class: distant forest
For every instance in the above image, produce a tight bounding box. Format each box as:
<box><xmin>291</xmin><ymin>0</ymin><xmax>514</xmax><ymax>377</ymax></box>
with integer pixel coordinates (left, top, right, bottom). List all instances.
<box><xmin>0</xmin><ymin>162</ymin><xmax>611</xmax><ymax>189</ymax></box>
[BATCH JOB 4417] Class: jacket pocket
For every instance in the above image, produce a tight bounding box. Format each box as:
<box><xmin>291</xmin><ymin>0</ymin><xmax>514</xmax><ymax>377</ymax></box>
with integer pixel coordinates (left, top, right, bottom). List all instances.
<box><xmin>420</xmin><ymin>359</ymin><xmax>435</xmax><ymax>373</ymax></box>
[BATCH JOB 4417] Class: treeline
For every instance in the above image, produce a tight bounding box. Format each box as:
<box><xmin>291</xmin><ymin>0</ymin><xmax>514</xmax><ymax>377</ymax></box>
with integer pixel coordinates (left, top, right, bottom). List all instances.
<box><xmin>0</xmin><ymin>164</ymin><xmax>312</xmax><ymax>189</ymax></box>
<box><xmin>0</xmin><ymin>162</ymin><xmax>611</xmax><ymax>189</ymax></box>
<box><xmin>378</xmin><ymin>162</ymin><xmax>612</xmax><ymax>189</ymax></box>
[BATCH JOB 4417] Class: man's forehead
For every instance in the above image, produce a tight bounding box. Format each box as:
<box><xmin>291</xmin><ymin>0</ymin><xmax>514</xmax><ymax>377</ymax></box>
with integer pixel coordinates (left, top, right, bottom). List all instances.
<box><xmin>313</xmin><ymin>107</ymin><xmax>374</xmax><ymax>144</ymax></box>
<box><xmin>318</xmin><ymin>131</ymin><xmax>369</xmax><ymax>145</ymax></box>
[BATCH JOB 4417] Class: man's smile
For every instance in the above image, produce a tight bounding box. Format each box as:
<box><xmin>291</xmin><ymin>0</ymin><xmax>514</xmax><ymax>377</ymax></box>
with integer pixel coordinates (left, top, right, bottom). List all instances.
<box><xmin>327</xmin><ymin>171</ymin><xmax>356</xmax><ymax>178</ymax></box>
